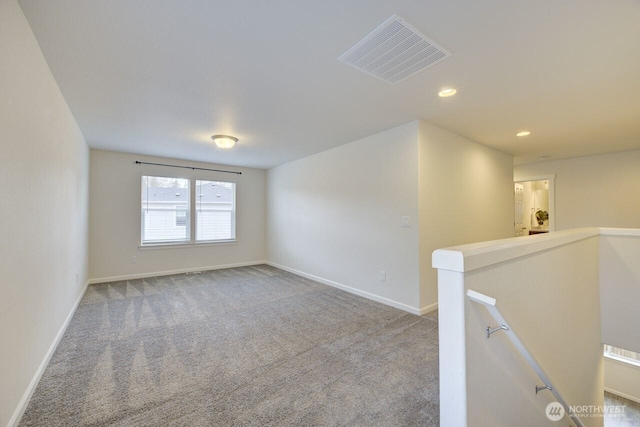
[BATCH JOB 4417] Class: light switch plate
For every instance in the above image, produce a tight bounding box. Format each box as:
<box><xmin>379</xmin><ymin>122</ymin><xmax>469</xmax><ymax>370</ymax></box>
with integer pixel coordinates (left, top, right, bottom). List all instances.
<box><xmin>401</xmin><ymin>216</ymin><xmax>411</xmax><ymax>227</ymax></box>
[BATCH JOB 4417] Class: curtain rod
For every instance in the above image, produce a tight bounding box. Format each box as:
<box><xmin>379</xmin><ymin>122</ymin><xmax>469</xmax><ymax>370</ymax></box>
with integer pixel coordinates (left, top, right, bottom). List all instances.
<box><xmin>135</xmin><ymin>160</ymin><xmax>242</xmax><ymax>175</ymax></box>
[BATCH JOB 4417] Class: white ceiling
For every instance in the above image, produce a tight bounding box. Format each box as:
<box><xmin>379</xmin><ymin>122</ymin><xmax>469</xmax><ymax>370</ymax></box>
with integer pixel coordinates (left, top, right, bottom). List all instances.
<box><xmin>18</xmin><ymin>0</ymin><xmax>640</xmax><ymax>169</ymax></box>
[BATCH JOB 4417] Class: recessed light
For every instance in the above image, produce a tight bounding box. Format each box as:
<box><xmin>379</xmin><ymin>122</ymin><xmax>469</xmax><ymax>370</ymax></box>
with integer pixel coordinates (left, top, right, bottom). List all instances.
<box><xmin>438</xmin><ymin>88</ymin><xmax>457</xmax><ymax>97</ymax></box>
<box><xmin>211</xmin><ymin>135</ymin><xmax>238</xmax><ymax>149</ymax></box>
<box><xmin>516</xmin><ymin>131</ymin><xmax>531</xmax><ymax>137</ymax></box>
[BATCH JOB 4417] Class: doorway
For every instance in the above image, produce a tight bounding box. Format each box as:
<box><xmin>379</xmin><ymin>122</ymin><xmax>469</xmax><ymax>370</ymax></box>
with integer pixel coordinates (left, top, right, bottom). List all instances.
<box><xmin>514</xmin><ymin>175</ymin><xmax>555</xmax><ymax>236</ymax></box>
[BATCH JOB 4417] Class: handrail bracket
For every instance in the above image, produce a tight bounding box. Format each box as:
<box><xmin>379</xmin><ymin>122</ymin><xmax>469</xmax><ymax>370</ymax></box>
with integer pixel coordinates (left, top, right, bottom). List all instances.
<box><xmin>536</xmin><ymin>385</ymin><xmax>552</xmax><ymax>394</ymax></box>
<box><xmin>487</xmin><ymin>324</ymin><xmax>509</xmax><ymax>338</ymax></box>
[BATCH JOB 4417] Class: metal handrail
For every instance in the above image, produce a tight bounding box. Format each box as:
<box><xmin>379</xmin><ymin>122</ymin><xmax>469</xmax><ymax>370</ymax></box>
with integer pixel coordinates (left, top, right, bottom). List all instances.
<box><xmin>467</xmin><ymin>289</ymin><xmax>585</xmax><ymax>427</ymax></box>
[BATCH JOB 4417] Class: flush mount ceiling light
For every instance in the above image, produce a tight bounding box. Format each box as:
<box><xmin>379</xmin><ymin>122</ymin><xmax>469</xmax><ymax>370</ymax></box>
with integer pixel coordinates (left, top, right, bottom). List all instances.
<box><xmin>211</xmin><ymin>135</ymin><xmax>238</xmax><ymax>149</ymax></box>
<box><xmin>438</xmin><ymin>88</ymin><xmax>457</xmax><ymax>97</ymax></box>
<box><xmin>516</xmin><ymin>131</ymin><xmax>531</xmax><ymax>137</ymax></box>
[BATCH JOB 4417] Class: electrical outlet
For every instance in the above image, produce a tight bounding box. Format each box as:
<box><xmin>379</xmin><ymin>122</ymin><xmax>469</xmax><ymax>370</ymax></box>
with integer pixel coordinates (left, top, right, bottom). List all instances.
<box><xmin>379</xmin><ymin>271</ymin><xmax>386</xmax><ymax>281</ymax></box>
<box><xmin>131</xmin><ymin>256</ymin><xmax>137</xmax><ymax>263</ymax></box>
<box><xmin>401</xmin><ymin>216</ymin><xmax>411</xmax><ymax>227</ymax></box>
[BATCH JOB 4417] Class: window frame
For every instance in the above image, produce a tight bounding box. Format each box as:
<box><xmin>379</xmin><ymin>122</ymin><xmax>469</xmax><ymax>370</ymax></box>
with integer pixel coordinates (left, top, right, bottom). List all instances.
<box><xmin>140</xmin><ymin>175</ymin><xmax>191</xmax><ymax>246</ymax></box>
<box><xmin>604</xmin><ymin>344</ymin><xmax>640</xmax><ymax>368</ymax></box>
<box><xmin>139</xmin><ymin>173</ymin><xmax>237</xmax><ymax>248</ymax></box>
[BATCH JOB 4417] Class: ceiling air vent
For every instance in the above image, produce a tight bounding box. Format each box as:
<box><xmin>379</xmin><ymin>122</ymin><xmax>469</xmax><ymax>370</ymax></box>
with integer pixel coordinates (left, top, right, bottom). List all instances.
<box><xmin>338</xmin><ymin>15</ymin><xmax>451</xmax><ymax>85</ymax></box>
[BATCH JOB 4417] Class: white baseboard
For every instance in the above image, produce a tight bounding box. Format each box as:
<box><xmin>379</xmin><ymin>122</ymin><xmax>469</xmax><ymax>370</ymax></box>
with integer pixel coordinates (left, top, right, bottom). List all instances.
<box><xmin>418</xmin><ymin>302</ymin><xmax>438</xmax><ymax>316</ymax></box>
<box><xmin>88</xmin><ymin>260</ymin><xmax>267</xmax><ymax>284</ymax></box>
<box><xmin>7</xmin><ymin>280</ymin><xmax>90</xmax><ymax>427</ymax></box>
<box><xmin>605</xmin><ymin>387</ymin><xmax>640</xmax><ymax>404</ymax></box>
<box><xmin>265</xmin><ymin>261</ymin><xmax>435</xmax><ymax>316</ymax></box>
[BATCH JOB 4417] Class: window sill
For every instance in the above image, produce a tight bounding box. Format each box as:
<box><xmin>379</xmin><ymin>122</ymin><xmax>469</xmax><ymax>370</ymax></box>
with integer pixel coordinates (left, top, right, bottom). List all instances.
<box><xmin>605</xmin><ymin>354</ymin><xmax>640</xmax><ymax>369</ymax></box>
<box><xmin>195</xmin><ymin>239</ymin><xmax>237</xmax><ymax>247</ymax></box>
<box><xmin>139</xmin><ymin>240</ymin><xmax>237</xmax><ymax>250</ymax></box>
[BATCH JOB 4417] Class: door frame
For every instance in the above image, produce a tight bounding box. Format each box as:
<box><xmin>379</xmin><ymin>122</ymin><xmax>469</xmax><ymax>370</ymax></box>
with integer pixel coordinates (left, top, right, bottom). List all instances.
<box><xmin>514</xmin><ymin>174</ymin><xmax>556</xmax><ymax>232</ymax></box>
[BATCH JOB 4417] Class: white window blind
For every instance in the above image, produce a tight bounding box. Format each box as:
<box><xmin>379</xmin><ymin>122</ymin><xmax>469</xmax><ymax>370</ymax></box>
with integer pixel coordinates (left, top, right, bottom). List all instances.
<box><xmin>195</xmin><ymin>180</ymin><xmax>236</xmax><ymax>242</ymax></box>
<box><xmin>141</xmin><ymin>176</ymin><xmax>190</xmax><ymax>244</ymax></box>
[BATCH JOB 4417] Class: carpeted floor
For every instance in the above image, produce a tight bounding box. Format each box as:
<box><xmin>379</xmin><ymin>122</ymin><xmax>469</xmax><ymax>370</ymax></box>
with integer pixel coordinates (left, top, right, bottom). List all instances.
<box><xmin>19</xmin><ymin>265</ymin><xmax>439</xmax><ymax>426</ymax></box>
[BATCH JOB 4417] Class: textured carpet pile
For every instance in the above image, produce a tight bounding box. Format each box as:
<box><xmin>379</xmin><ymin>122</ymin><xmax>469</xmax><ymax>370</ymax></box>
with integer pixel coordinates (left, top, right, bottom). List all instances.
<box><xmin>20</xmin><ymin>265</ymin><xmax>439</xmax><ymax>426</ymax></box>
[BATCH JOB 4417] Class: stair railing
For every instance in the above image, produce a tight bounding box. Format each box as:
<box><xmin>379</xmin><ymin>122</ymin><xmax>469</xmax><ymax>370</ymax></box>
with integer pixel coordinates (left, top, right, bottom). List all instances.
<box><xmin>467</xmin><ymin>289</ymin><xmax>585</xmax><ymax>427</ymax></box>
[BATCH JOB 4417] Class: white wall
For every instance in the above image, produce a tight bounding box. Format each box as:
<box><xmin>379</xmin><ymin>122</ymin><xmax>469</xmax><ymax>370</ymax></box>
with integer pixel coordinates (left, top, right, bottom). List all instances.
<box><xmin>599</xmin><ymin>230</ymin><xmax>640</xmax><ymax>404</ymax></box>
<box><xmin>434</xmin><ymin>230</ymin><xmax>604</xmax><ymax>427</ymax></box>
<box><xmin>599</xmin><ymin>231</ymin><xmax>640</xmax><ymax>354</ymax></box>
<box><xmin>418</xmin><ymin>122</ymin><xmax>513</xmax><ymax>309</ymax></box>
<box><xmin>266</xmin><ymin>122</ymin><xmax>421</xmax><ymax>312</ymax></box>
<box><xmin>266</xmin><ymin>121</ymin><xmax>514</xmax><ymax>313</ymax></box>
<box><xmin>89</xmin><ymin>150</ymin><xmax>266</xmax><ymax>281</ymax></box>
<box><xmin>517</xmin><ymin>153</ymin><xmax>640</xmax><ymax>406</ymax></box>
<box><xmin>464</xmin><ymin>237</ymin><xmax>603</xmax><ymax>427</ymax></box>
<box><xmin>515</xmin><ymin>150</ymin><xmax>640</xmax><ymax>230</ymax></box>
<box><xmin>604</xmin><ymin>358</ymin><xmax>640</xmax><ymax>403</ymax></box>
<box><xmin>0</xmin><ymin>1</ymin><xmax>90</xmax><ymax>425</ymax></box>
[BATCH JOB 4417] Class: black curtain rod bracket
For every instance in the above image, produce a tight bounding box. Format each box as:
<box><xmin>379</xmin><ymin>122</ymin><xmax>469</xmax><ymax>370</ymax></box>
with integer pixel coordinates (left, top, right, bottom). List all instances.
<box><xmin>135</xmin><ymin>160</ymin><xmax>241</xmax><ymax>175</ymax></box>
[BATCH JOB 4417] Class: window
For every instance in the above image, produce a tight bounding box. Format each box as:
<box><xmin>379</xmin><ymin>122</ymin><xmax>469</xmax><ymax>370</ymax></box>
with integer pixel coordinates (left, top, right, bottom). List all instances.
<box><xmin>141</xmin><ymin>176</ymin><xmax>190</xmax><ymax>244</ymax></box>
<box><xmin>196</xmin><ymin>180</ymin><xmax>236</xmax><ymax>242</ymax></box>
<box><xmin>604</xmin><ymin>345</ymin><xmax>640</xmax><ymax>367</ymax></box>
<box><xmin>141</xmin><ymin>176</ymin><xmax>236</xmax><ymax>246</ymax></box>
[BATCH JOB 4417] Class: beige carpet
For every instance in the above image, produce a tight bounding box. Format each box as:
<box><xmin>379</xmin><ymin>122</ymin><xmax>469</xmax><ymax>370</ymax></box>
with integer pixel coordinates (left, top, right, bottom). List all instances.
<box><xmin>20</xmin><ymin>265</ymin><xmax>439</xmax><ymax>426</ymax></box>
